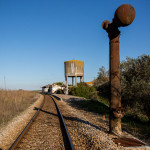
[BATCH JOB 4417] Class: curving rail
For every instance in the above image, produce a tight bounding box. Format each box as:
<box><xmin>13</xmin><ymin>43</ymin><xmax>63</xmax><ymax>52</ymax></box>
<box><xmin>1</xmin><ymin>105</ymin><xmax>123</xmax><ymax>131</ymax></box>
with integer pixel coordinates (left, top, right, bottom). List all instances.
<box><xmin>9</xmin><ymin>96</ymin><xmax>45</xmax><ymax>150</ymax></box>
<box><xmin>50</xmin><ymin>95</ymin><xmax>75</xmax><ymax>150</ymax></box>
<box><xmin>9</xmin><ymin>95</ymin><xmax>74</xmax><ymax>150</ymax></box>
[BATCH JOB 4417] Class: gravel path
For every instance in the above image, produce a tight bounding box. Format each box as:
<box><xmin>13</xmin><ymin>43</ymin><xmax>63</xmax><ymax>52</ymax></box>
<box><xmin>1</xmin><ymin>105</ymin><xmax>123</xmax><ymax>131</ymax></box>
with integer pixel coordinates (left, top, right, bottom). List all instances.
<box><xmin>15</xmin><ymin>95</ymin><xmax>65</xmax><ymax>150</ymax></box>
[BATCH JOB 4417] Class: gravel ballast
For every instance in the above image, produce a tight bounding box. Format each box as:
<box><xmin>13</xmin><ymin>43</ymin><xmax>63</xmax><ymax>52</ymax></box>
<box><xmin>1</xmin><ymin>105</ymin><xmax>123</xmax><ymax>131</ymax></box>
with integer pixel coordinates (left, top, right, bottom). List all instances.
<box><xmin>0</xmin><ymin>93</ymin><xmax>149</xmax><ymax>150</ymax></box>
<box><xmin>53</xmin><ymin>94</ymin><xmax>120</xmax><ymax>149</ymax></box>
<box><xmin>54</xmin><ymin>94</ymin><xmax>150</xmax><ymax>150</ymax></box>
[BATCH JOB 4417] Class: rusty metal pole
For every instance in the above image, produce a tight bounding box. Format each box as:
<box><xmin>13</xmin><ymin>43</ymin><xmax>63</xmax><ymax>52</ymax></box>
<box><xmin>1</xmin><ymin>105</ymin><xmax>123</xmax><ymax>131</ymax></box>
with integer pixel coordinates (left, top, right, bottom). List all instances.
<box><xmin>102</xmin><ymin>4</ymin><xmax>135</xmax><ymax>135</ymax></box>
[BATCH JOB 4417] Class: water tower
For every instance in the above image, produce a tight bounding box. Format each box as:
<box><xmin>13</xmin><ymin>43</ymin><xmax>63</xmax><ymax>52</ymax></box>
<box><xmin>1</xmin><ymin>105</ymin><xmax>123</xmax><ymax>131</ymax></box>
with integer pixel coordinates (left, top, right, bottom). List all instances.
<box><xmin>64</xmin><ymin>60</ymin><xmax>84</xmax><ymax>94</ymax></box>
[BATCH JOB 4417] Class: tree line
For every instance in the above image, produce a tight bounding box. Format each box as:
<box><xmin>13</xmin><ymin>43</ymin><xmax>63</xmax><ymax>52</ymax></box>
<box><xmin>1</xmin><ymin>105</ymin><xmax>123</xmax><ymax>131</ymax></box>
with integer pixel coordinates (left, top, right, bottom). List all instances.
<box><xmin>94</xmin><ymin>54</ymin><xmax>150</xmax><ymax>122</ymax></box>
<box><xmin>69</xmin><ymin>54</ymin><xmax>150</xmax><ymax>122</ymax></box>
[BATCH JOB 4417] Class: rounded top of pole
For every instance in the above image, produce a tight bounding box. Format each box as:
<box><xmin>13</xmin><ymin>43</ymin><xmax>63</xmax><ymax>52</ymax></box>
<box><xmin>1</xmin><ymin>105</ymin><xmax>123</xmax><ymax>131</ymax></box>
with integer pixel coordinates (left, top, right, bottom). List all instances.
<box><xmin>114</xmin><ymin>4</ymin><xmax>135</xmax><ymax>27</ymax></box>
<box><xmin>102</xmin><ymin>20</ymin><xmax>111</xmax><ymax>30</ymax></box>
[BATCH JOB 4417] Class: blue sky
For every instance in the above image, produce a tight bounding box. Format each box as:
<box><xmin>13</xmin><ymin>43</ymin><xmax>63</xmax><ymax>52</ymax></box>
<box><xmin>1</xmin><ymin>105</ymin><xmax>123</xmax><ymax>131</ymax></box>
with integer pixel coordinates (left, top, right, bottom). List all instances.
<box><xmin>0</xmin><ymin>0</ymin><xmax>150</xmax><ymax>90</ymax></box>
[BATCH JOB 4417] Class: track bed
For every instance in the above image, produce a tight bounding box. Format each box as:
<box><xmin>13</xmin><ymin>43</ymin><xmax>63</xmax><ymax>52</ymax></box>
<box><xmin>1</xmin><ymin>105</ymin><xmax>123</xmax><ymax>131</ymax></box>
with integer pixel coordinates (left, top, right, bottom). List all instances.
<box><xmin>14</xmin><ymin>95</ymin><xmax>65</xmax><ymax>149</ymax></box>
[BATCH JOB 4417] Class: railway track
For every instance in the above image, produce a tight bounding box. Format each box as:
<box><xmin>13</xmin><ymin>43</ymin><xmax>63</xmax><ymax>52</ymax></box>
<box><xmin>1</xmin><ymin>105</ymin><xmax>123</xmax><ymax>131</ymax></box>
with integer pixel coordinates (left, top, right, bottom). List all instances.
<box><xmin>9</xmin><ymin>95</ymin><xmax>74</xmax><ymax>150</ymax></box>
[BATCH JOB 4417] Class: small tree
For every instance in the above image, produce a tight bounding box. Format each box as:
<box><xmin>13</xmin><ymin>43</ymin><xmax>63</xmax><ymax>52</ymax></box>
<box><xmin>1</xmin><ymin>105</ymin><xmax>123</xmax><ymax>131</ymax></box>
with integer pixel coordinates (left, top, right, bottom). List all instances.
<box><xmin>56</xmin><ymin>82</ymin><xmax>63</xmax><ymax>85</ymax></box>
<box><xmin>94</xmin><ymin>66</ymin><xmax>110</xmax><ymax>99</ymax></box>
<box><xmin>94</xmin><ymin>66</ymin><xmax>109</xmax><ymax>88</ymax></box>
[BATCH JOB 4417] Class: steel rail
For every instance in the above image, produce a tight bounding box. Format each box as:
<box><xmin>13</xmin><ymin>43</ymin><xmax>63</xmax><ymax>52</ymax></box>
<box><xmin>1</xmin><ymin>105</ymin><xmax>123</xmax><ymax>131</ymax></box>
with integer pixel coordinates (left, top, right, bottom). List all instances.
<box><xmin>50</xmin><ymin>95</ymin><xmax>75</xmax><ymax>150</ymax></box>
<box><xmin>9</xmin><ymin>96</ymin><xmax>45</xmax><ymax>150</ymax></box>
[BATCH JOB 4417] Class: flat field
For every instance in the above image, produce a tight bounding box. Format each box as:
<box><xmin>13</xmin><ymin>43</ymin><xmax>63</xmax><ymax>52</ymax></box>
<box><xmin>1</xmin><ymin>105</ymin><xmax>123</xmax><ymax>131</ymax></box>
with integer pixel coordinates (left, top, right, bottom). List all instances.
<box><xmin>0</xmin><ymin>89</ymin><xmax>39</xmax><ymax>127</ymax></box>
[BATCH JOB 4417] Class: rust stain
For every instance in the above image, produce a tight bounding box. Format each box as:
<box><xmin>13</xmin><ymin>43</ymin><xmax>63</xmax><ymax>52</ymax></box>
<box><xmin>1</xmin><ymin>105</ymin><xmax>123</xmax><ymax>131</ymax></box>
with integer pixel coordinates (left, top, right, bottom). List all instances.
<box><xmin>114</xmin><ymin>4</ymin><xmax>136</xmax><ymax>27</ymax></box>
<box><xmin>102</xmin><ymin>4</ymin><xmax>135</xmax><ymax>134</ymax></box>
<box><xmin>113</xmin><ymin>138</ymin><xmax>145</xmax><ymax>147</ymax></box>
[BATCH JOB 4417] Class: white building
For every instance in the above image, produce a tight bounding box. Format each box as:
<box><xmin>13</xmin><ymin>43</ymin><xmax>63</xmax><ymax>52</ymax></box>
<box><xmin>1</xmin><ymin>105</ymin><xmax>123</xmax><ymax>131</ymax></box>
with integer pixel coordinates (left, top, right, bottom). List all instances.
<box><xmin>42</xmin><ymin>85</ymin><xmax>50</xmax><ymax>93</ymax></box>
<box><xmin>42</xmin><ymin>83</ymin><xmax>65</xmax><ymax>94</ymax></box>
<box><xmin>50</xmin><ymin>83</ymin><xmax>65</xmax><ymax>93</ymax></box>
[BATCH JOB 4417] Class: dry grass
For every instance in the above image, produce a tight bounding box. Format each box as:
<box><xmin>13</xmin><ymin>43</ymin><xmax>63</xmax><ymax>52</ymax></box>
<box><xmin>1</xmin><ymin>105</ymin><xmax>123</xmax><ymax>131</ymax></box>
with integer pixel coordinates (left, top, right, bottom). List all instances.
<box><xmin>0</xmin><ymin>89</ymin><xmax>39</xmax><ymax>127</ymax></box>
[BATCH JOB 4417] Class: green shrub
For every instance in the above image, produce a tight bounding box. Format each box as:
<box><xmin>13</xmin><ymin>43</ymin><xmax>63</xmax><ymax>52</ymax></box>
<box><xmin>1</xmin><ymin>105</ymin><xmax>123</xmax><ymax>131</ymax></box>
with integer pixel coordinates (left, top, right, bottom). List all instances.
<box><xmin>56</xmin><ymin>89</ymin><xmax>64</xmax><ymax>94</ymax></box>
<box><xmin>94</xmin><ymin>55</ymin><xmax>150</xmax><ymax>122</ymax></box>
<box><xmin>56</xmin><ymin>82</ymin><xmax>63</xmax><ymax>85</ymax></box>
<box><xmin>69</xmin><ymin>82</ymin><xmax>98</xmax><ymax>100</ymax></box>
<box><xmin>121</xmin><ymin>55</ymin><xmax>150</xmax><ymax>122</ymax></box>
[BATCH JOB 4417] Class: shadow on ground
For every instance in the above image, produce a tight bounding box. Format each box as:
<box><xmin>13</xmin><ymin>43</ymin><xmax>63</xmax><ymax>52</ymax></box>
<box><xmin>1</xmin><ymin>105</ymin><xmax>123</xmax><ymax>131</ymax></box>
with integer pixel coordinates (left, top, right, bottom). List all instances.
<box><xmin>34</xmin><ymin>100</ymin><xmax>108</xmax><ymax>132</ymax></box>
<box><xmin>66</xmin><ymin>98</ymin><xmax>109</xmax><ymax>116</ymax></box>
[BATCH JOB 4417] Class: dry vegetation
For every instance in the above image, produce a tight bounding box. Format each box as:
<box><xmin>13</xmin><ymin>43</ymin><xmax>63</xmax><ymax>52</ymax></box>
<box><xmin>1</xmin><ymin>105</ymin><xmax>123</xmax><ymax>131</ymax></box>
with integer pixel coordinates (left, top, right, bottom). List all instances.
<box><xmin>0</xmin><ymin>89</ymin><xmax>40</xmax><ymax>127</ymax></box>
